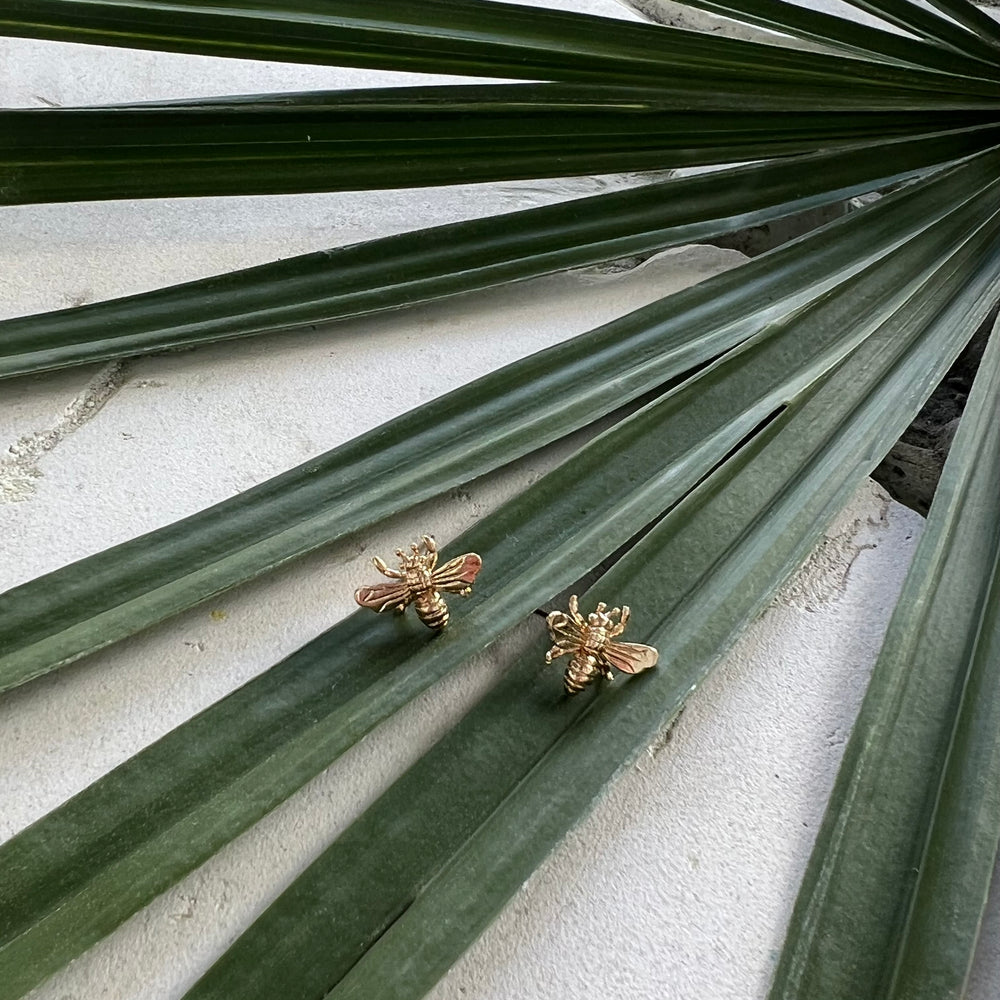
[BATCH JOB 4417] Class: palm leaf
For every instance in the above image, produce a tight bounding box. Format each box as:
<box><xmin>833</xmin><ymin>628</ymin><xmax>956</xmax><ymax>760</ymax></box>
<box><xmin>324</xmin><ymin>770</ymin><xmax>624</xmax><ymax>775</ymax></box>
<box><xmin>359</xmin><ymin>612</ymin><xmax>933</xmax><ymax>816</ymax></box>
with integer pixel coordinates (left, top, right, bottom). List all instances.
<box><xmin>3</xmin><ymin>131</ymin><xmax>992</xmax><ymax>379</ymax></box>
<box><xmin>918</xmin><ymin>0</ymin><xmax>1000</xmax><ymax>48</ymax></box>
<box><xmin>5</xmin><ymin>150</ymin><xmax>998</xmax><ymax>998</ymax></box>
<box><xmin>2</xmin><ymin>152</ymin><xmax>996</xmax><ymax>695</ymax></box>
<box><xmin>184</xmin><ymin>190</ymin><xmax>1000</xmax><ymax>1000</ymax></box>
<box><xmin>4</xmin><ymin>0</ymin><xmax>995</xmax><ymax>88</ymax></box>
<box><xmin>324</xmin><ymin>224</ymin><xmax>1000</xmax><ymax>1000</ymax></box>
<box><xmin>3</xmin><ymin>0</ymin><xmax>1000</xmax><ymax>996</ymax></box>
<box><xmin>841</xmin><ymin>0</ymin><xmax>1000</xmax><ymax>60</ymax></box>
<box><xmin>6</xmin><ymin>88</ymin><xmax>998</xmax><ymax>205</ymax></box>
<box><xmin>629</xmin><ymin>0</ymin><xmax>1000</xmax><ymax>73</ymax></box>
<box><xmin>769</xmin><ymin>323</ymin><xmax>1000</xmax><ymax>1000</ymax></box>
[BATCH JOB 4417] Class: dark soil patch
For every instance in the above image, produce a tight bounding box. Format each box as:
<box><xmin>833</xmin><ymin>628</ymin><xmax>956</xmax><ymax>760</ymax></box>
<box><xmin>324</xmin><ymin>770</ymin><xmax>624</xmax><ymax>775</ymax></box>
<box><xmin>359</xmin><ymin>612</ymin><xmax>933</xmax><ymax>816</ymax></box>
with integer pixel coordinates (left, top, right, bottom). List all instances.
<box><xmin>872</xmin><ymin>307</ymin><xmax>996</xmax><ymax>516</ymax></box>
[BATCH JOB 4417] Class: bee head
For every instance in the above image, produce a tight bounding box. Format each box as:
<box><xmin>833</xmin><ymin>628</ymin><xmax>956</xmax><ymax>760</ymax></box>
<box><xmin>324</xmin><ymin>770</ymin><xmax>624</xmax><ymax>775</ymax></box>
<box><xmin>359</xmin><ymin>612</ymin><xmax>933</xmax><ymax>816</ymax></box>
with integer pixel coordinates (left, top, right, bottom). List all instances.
<box><xmin>396</xmin><ymin>540</ymin><xmax>432</xmax><ymax>572</ymax></box>
<box><xmin>587</xmin><ymin>604</ymin><xmax>622</xmax><ymax>629</ymax></box>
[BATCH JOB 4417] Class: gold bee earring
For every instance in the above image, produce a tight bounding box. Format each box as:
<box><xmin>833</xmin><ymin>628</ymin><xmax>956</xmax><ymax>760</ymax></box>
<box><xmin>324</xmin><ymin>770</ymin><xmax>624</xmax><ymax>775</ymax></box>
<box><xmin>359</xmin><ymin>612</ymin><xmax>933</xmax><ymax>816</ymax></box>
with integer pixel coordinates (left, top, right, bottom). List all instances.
<box><xmin>355</xmin><ymin>535</ymin><xmax>482</xmax><ymax>631</ymax></box>
<box><xmin>545</xmin><ymin>595</ymin><xmax>658</xmax><ymax>694</ymax></box>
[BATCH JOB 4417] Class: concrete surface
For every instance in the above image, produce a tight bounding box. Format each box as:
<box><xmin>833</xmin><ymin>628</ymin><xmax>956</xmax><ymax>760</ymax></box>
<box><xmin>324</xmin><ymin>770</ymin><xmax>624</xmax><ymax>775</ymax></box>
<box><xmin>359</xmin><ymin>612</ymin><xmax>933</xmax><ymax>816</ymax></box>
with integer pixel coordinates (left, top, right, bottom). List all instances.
<box><xmin>2</xmin><ymin>4</ymin><xmax>999</xmax><ymax>999</ymax></box>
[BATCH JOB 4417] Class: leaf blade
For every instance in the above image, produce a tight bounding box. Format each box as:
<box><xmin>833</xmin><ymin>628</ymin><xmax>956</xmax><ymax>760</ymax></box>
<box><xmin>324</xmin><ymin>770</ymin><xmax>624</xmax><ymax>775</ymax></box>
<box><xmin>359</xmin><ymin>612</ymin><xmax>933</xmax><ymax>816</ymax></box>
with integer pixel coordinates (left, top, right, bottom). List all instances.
<box><xmin>5</xmin><ymin>164</ymin><xmax>1000</xmax><ymax>1000</ymax></box>
<box><xmin>769</xmin><ymin>320</ymin><xmax>1000</xmax><ymax>1000</ymax></box>
<box><xmin>6</xmin><ymin>89</ymin><xmax>999</xmax><ymax>205</ymax></box>
<box><xmin>212</xmin><ymin>175</ymin><xmax>1000</xmax><ymax>1000</ymax></box>
<box><xmin>2</xmin><ymin>0</ymin><xmax>992</xmax><ymax>90</ymax></box>
<box><xmin>3</xmin><ymin>129</ymin><xmax>996</xmax><ymax>379</ymax></box>
<box><xmin>629</xmin><ymin>0</ymin><xmax>1000</xmax><ymax>79</ymax></box>
<box><xmin>837</xmin><ymin>0</ymin><xmax>1000</xmax><ymax>65</ymax></box>
<box><xmin>2</xmin><ymin>153</ymin><xmax>997</xmax><ymax>694</ymax></box>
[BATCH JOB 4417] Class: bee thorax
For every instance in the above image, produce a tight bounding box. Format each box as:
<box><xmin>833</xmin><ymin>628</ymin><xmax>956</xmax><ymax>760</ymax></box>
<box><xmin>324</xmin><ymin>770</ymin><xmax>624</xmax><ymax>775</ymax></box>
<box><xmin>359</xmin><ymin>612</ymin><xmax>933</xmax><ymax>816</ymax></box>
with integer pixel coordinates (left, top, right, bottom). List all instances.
<box><xmin>414</xmin><ymin>591</ymin><xmax>449</xmax><ymax>631</ymax></box>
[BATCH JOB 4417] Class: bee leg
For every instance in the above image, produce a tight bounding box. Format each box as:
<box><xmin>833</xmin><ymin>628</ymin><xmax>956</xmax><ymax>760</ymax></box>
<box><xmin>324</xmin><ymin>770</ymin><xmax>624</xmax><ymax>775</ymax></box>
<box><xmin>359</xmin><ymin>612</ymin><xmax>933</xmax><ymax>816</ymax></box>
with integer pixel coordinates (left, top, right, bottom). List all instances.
<box><xmin>545</xmin><ymin>645</ymin><xmax>571</xmax><ymax>664</ymax></box>
<box><xmin>372</xmin><ymin>556</ymin><xmax>403</xmax><ymax>578</ymax></box>
<box><xmin>617</xmin><ymin>605</ymin><xmax>631</xmax><ymax>633</ymax></box>
<box><xmin>421</xmin><ymin>535</ymin><xmax>438</xmax><ymax>570</ymax></box>
<box><xmin>604</xmin><ymin>668</ymin><xmax>615</xmax><ymax>681</ymax></box>
<box><xmin>568</xmin><ymin>595</ymin><xmax>586</xmax><ymax>626</ymax></box>
<box><xmin>605</xmin><ymin>607</ymin><xmax>623</xmax><ymax>635</ymax></box>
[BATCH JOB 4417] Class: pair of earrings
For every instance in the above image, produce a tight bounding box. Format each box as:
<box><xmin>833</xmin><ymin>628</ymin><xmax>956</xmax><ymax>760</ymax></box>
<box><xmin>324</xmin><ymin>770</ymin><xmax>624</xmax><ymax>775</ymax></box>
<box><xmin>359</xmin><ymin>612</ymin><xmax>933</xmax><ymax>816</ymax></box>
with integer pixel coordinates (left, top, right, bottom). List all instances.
<box><xmin>355</xmin><ymin>535</ymin><xmax>658</xmax><ymax>695</ymax></box>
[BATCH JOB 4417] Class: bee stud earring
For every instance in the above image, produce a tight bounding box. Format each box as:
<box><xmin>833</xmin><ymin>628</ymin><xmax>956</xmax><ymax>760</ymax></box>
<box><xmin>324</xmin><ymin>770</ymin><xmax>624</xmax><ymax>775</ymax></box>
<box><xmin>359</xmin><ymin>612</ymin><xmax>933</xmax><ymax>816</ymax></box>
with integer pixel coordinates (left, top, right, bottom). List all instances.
<box><xmin>355</xmin><ymin>535</ymin><xmax>482</xmax><ymax>631</ymax></box>
<box><xmin>545</xmin><ymin>595</ymin><xmax>658</xmax><ymax>694</ymax></box>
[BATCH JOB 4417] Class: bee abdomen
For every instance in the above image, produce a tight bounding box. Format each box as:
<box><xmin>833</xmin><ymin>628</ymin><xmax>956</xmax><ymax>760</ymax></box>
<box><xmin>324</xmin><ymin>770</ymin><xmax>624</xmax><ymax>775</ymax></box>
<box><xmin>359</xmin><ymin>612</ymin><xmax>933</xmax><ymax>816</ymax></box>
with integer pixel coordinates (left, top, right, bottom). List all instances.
<box><xmin>415</xmin><ymin>592</ymin><xmax>449</xmax><ymax>631</ymax></box>
<box><xmin>564</xmin><ymin>655</ymin><xmax>599</xmax><ymax>695</ymax></box>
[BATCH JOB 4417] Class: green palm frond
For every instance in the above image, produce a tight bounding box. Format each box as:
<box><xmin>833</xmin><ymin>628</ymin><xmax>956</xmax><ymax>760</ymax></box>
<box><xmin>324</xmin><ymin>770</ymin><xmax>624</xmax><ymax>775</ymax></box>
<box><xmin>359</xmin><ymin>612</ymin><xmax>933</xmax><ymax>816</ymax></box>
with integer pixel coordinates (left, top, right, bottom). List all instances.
<box><xmin>2</xmin><ymin>0</ymin><xmax>999</xmax><ymax>997</ymax></box>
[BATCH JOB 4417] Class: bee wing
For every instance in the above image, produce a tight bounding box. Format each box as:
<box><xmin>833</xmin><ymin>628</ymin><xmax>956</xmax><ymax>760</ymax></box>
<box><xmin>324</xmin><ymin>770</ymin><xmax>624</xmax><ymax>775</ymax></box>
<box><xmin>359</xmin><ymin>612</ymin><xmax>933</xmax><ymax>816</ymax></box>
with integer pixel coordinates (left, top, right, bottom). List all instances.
<box><xmin>431</xmin><ymin>553</ymin><xmax>483</xmax><ymax>593</ymax></box>
<box><xmin>546</xmin><ymin>611</ymin><xmax>587</xmax><ymax>647</ymax></box>
<box><xmin>355</xmin><ymin>581</ymin><xmax>412</xmax><ymax>613</ymax></box>
<box><xmin>602</xmin><ymin>640</ymin><xmax>659</xmax><ymax>675</ymax></box>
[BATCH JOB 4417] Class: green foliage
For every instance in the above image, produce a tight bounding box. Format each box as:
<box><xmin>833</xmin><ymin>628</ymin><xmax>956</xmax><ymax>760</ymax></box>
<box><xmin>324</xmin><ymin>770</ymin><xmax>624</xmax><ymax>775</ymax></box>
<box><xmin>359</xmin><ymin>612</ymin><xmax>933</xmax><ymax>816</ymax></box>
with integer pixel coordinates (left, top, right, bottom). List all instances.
<box><xmin>770</xmin><ymin>313</ymin><xmax>1000</xmax><ymax>1000</ymax></box>
<box><xmin>1</xmin><ymin>1</ymin><xmax>999</xmax><ymax>998</ymax></box>
<box><xmin>1</xmin><ymin>134</ymin><xmax>986</xmax><ymax>379</ymax></box>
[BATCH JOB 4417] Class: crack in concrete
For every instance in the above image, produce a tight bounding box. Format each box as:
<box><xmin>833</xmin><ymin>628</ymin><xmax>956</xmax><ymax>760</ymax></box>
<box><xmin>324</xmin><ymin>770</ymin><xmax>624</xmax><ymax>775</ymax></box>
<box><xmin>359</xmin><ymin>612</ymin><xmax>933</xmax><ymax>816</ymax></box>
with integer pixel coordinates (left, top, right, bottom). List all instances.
<box><xmin>777</xmin><ymin>484</ymin><xmax>893</xmax><ymax>613</ymax></box>
<box><xmin>0</xmin><ymin>360</ymin><xmax>130</xmax><ymax>502</ymax></box>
